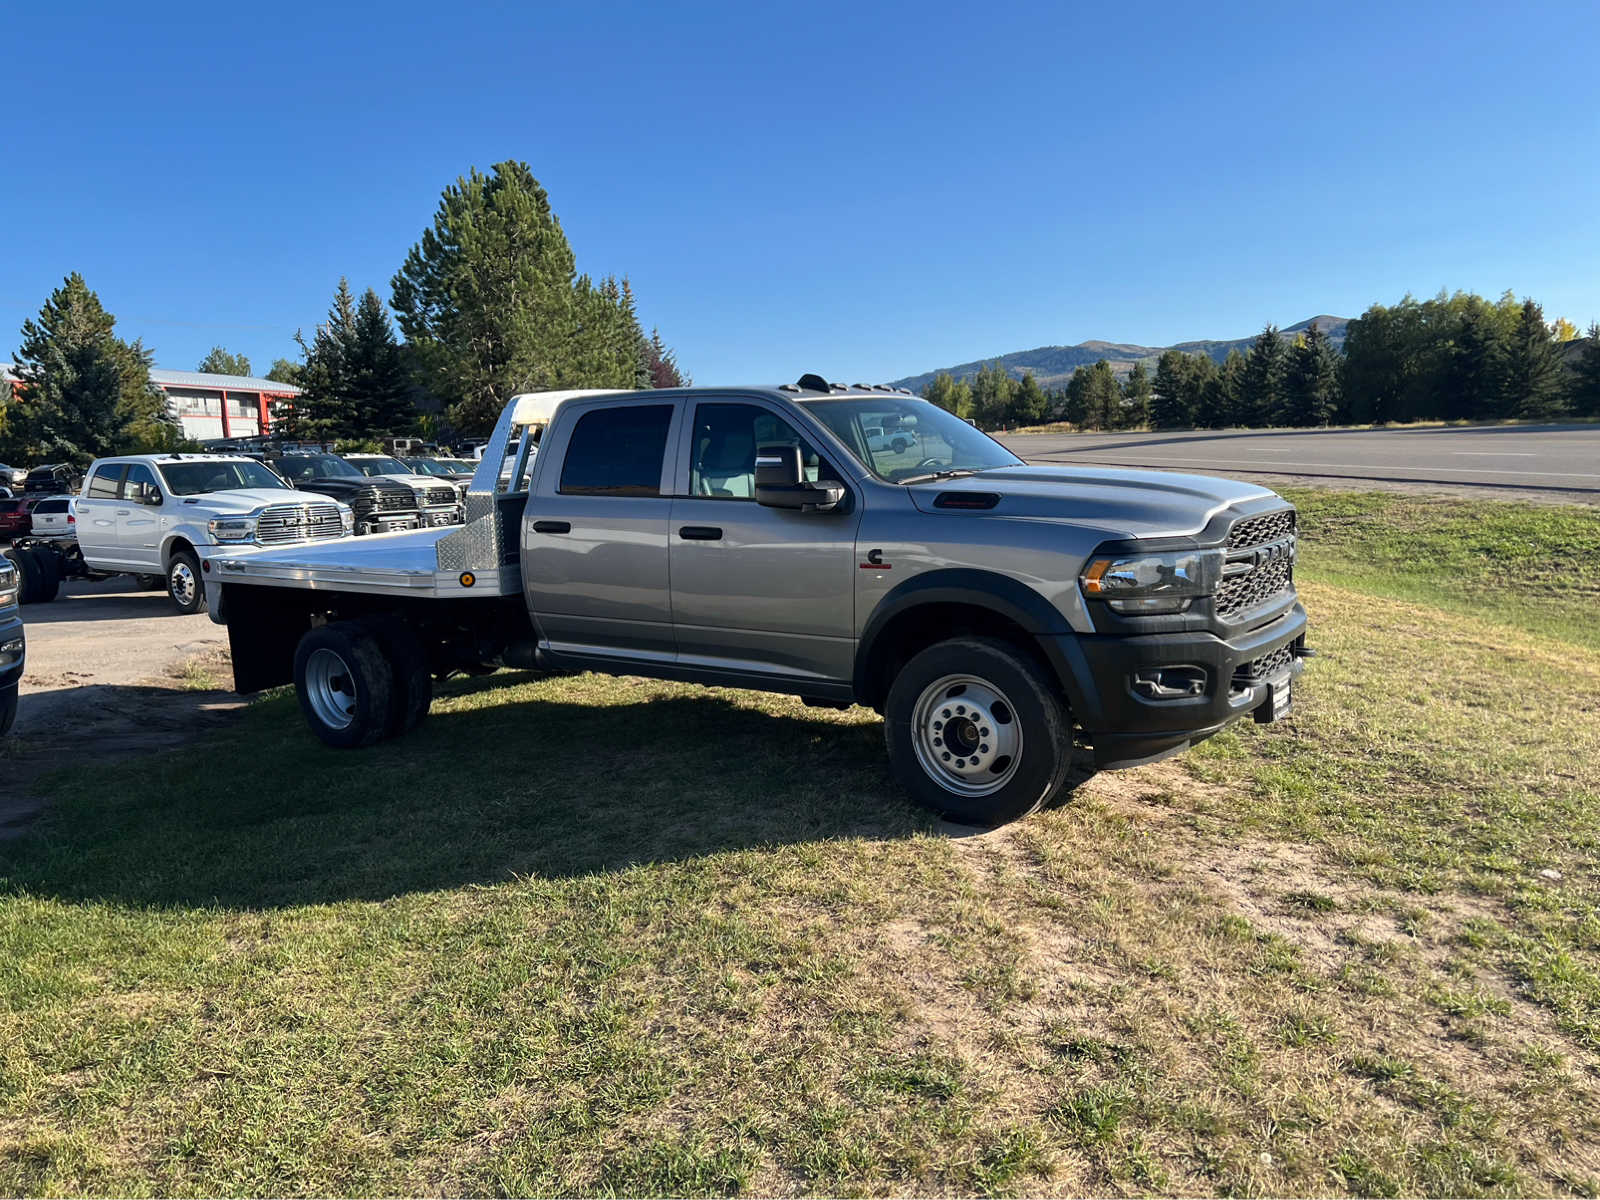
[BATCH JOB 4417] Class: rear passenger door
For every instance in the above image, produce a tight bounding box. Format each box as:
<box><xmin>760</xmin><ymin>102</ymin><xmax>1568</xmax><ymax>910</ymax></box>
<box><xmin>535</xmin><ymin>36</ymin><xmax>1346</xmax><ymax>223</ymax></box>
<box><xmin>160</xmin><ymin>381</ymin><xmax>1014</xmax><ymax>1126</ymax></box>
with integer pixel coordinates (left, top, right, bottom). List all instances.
<box><xmin>522</xmin><ymin>399</ymin><xmax>683</xmax><ymax>662</ymax></box>
<box><xmin>667</xmin><ymin>400</ymin><xmax>862</xmax><ymax>683</ymax></box>
<box><xmin>75</xmin><ymin>463</ymin><xmax>128</xmax><ymax>565</ymax></box>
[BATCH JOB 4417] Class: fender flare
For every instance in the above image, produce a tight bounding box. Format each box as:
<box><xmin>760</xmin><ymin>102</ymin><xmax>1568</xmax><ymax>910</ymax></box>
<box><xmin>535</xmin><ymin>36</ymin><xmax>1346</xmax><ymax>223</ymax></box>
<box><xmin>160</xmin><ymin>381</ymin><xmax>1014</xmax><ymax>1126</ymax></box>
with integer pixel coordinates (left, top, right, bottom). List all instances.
<box><xmin>852</xmin><ymin>568</ymin><xmax>1093</xmax><ymax>711</ymax></box>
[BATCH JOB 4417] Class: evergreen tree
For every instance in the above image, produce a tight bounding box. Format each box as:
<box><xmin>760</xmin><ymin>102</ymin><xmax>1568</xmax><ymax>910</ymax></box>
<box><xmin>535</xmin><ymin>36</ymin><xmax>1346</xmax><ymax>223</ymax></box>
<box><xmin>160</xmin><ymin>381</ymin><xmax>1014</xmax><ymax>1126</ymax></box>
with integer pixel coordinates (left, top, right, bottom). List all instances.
<box><xmin>1151</xmin><ymin>350</ymin><xmax>1194</xmax><ymax>429</ymax></box>
<box><xmin>198</xmin><ymin>346</ymin><xmax>253</xmax><ymax>377</ymax></box>
<box><xmin>391</xmin><ymin>161</ymin><xmax>641</xmax><ymax>432</ymax></box>
<box><xmin>1439</xmin><ymin>302</ymin><xmax>1502</xmax><ymax>420</ymax></box>
<box><xmin>1063</xmin><ymin>366</ymin><xmax>1092</xmax><ymax>427</ymax></box>
<box><xmin>293</xmin><ymin>279</ymin><xmax>361</xmax><ymax>440</ymax></box>
<box><xmin>1076</xmin><ymin>360</ymin><xmax>1120</xmax><ymax>430</ymax></box>
<box><xmin>1500</xmin><ymin>298</ymin><xmax>1566</xmax><ymax>419</ymax></box>
<box><xmin>1010</xmin><ymin>371</ymin><xmax>1049</xmax><ymax>426</ymax></box>
<box><xmin>1199</xmin><ymin>351</ymin><xmax>1245</xmax><ymax>428</ymax></box>
<box><xmin>1282</xmin><ymin>324</ymin><xmax>1341</xmax><ymax>426</ymax></box>
<box><xmin>1239</xmin><ymin>325</ymin><xmax>1285</xmax><ymax>425</ymax></box>
<box><xmin>1120</xmin><ymin>361</ymin><xmax>1152</xmax><ymax>428</ymax></box>
<box><xmin>1567</xmin><ymin>324</ymin><xmax>1600</xmax><ymax>417</ymax></box>
<box><xmin>347</xmin><ymin>288</ymin><xmax>416</xmax><ymax>435</ymax></box>
<box><xmin>3</xmin><ymin>272</ymin><xmax>177</xmax><ymax>464</ymax></box>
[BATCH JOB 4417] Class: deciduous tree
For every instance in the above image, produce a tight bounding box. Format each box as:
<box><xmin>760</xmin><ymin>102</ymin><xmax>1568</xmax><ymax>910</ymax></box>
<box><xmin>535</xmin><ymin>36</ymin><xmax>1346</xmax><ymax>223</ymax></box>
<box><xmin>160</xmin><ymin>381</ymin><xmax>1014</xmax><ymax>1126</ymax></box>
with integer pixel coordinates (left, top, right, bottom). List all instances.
<box><xmin>198</xmin><ymin>346</ymin><xmax>253</xmax><ymax>377</ymax></box>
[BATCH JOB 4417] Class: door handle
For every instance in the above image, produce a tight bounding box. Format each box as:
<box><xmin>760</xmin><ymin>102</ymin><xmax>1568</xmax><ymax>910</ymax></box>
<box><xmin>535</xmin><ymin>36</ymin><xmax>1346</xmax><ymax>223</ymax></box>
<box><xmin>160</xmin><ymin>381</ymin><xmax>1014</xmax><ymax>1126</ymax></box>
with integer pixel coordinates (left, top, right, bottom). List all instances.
<box><xmin>532</xmin><ymin>520</ymin><xmax>570</xmax><ymax>534</ymax></box>
<box><xmin>116</xmin><ymin>509</ymin><xmax>131</xmax><ymax>515</ymax></box>
<box><xmin>678</xmin><ymin>525</ymin><xmax>723</xmax><ymax>541</ymax></box>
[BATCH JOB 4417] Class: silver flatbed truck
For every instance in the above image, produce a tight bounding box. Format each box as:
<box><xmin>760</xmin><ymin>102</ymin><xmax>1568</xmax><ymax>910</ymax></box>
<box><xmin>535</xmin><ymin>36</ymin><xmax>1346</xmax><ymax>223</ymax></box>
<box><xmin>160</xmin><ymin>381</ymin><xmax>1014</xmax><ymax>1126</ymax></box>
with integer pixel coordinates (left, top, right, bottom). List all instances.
<box><xmin>205</xmin><ymin>377</ymin><xmax>1309</xmax><ymax>824</ymax></box>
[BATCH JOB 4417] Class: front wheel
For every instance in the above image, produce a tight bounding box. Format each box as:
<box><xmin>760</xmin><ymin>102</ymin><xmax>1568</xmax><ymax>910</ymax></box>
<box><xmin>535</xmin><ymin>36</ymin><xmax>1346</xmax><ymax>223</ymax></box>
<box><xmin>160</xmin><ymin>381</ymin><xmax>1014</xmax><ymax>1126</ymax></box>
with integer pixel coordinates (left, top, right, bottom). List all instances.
<box><xmin>293</xmin><ymin>622</ymin><xmax>394</xmax><ymax>748</ymax></box>
<box><xmin>884</xmin><ymin>637</ymin><xmax>1075</xmax><ymax>825</ymax></box>
<box><xmin>167</xmin><ymin>551</ymin><xmax>205</xmax><ymax>614</ymax></box>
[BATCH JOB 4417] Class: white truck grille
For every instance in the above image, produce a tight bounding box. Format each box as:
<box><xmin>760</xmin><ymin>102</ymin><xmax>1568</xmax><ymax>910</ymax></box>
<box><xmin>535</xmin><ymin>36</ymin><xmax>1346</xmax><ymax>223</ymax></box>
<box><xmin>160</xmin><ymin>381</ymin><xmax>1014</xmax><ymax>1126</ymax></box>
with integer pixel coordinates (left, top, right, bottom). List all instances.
<box><xmin>257</xmin><ymin>503</ymin><xmax>344</xmax><ymax>545</ymax></box>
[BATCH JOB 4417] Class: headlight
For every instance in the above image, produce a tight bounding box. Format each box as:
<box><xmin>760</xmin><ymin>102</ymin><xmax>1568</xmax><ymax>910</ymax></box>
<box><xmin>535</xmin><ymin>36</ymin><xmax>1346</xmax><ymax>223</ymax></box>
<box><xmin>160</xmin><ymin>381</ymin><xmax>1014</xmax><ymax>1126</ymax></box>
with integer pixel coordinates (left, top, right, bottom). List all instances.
<box><xmin>0</xmin><ymin>563</ymin><xmax>16</xmax><ymax>610</ymax></box>
<box><xmin>1081</xmin><ymin>548</ymin><xmax>1222</xmax><ymax>615</ymax></box>
<box><xmin>339</xmin><ymin>505</ymin><xmax>355</xmax><ymax>534</ymax></box>
<box><xmin>208</xmin><ymin>515</ymin><xmax>259</xmax><ymax>543</ymax></box>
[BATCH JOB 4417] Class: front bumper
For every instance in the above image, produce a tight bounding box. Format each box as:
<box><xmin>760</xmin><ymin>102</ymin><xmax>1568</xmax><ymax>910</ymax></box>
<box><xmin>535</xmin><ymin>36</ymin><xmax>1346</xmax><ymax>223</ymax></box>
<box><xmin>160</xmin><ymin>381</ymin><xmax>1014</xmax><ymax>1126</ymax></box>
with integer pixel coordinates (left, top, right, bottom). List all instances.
<box><xmin>0</xmin><ymin>609</ymin><xmax>23</xmax><ymax>688</ymax></box>
<box><xmin>1042</xmin><ymin>602</ymin><xmax>1308</xmax><ymax>770</ymax></box>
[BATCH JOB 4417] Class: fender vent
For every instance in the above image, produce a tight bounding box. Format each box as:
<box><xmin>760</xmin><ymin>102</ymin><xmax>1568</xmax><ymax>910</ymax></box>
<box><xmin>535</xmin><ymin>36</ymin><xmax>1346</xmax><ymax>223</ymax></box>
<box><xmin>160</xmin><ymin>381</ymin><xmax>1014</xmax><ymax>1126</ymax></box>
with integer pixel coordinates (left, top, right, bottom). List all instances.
<box><xmin>933</xmin><ymin>491</ymin><xmax>1000</xmax><ymax>510</ymax></box>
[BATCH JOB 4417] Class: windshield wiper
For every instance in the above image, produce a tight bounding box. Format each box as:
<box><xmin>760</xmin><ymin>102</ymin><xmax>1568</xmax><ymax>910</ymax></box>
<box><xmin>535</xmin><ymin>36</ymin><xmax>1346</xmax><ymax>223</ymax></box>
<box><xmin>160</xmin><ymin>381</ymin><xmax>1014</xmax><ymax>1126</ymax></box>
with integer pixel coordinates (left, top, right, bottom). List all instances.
<box><xmin>897</xmin><ymin>468</ymin><xmax>982</xmax><ymax>485</ymax></box>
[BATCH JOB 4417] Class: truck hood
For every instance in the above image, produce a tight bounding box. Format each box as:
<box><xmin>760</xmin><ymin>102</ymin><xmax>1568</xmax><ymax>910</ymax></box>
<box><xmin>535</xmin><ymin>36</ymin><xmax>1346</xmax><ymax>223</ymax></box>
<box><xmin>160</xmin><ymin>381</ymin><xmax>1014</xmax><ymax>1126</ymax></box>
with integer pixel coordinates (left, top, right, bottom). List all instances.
<box><xmin>178</xmin><ymin>488</ymin><xmax>341</xmax><ymax>514</ymax></box>
<box><xmin>905</xmin><ymin>465</ymin><xmax>1279</xmax><ymax>540</ymax></box>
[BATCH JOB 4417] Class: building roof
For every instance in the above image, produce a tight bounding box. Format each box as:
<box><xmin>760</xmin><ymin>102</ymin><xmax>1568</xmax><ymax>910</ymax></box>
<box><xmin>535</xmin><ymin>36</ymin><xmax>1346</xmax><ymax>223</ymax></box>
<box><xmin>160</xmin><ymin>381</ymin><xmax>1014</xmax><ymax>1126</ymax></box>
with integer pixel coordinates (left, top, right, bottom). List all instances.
<box><xmin>2</xmin><ymin>362</ymin><xmax>301</xmax><ymax>394</ymax></box>
<box><xmin>149</xmin><ymin>367</ymin><xmax>302</xmax><ymax>394</ymax></box>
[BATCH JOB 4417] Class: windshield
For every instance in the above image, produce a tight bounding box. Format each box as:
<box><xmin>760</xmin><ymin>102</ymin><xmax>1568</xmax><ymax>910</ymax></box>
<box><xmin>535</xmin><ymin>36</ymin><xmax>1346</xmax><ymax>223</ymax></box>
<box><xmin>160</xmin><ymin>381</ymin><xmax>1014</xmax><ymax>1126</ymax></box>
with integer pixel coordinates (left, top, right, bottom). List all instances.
<box><xmin>160</xmin><ymin>460</ymin><xmax>290</xmax><ymax>495</ymax></box>
<box><xmin>350</xmin><ymin>456</ymin><xmax>412</xmax><ymax>476</ymax></box>
<box><xmin>802</xmin><ymin>397</ymin><xmax>1023</xmax><ymax>482</ymax></box>
<box><xmin>274</xmin><ymin>455</ymin><xmax>363</xmax><ymax>482</ymax></box>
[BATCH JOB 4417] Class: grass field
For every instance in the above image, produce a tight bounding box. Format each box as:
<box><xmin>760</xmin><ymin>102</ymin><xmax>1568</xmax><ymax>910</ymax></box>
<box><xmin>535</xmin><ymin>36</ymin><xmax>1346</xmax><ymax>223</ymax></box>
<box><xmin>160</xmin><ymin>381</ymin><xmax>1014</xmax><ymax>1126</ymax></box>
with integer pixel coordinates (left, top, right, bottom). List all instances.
<box><xmin>2</xmin><ymin>491</ymin><xmax>1598</xmax><ymax>1196</ymax></box>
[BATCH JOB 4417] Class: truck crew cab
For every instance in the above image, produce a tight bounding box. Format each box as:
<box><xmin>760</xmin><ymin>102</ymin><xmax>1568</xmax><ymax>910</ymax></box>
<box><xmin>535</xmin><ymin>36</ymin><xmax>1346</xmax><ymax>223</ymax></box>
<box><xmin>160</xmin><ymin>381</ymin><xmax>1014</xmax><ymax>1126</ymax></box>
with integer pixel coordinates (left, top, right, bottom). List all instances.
<box><xmin>204</xmin><ymin>379</ymin><xmax>1309</xmax><ymax>824</ymax></box>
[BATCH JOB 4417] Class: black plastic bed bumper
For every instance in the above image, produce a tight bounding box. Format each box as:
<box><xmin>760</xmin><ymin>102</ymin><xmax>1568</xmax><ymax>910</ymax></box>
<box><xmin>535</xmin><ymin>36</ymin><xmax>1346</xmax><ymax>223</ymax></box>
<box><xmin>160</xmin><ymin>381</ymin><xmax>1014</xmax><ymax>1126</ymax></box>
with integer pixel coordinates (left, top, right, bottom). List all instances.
<box><xmin>1040</xmin><ymin>602</ymin><xmax>1309</xmax><ymax>770</ymax></box>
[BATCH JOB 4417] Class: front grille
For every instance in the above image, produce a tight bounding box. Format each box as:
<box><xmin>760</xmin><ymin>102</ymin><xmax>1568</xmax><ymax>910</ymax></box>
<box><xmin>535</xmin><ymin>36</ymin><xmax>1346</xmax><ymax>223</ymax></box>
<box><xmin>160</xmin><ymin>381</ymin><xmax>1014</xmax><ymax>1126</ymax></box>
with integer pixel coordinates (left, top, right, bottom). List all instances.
<box><xmin>421</xmin><ymin>485</ymin><xmax>457</xmax><ymax>508</ymax></box>
<box><xmin>376</xmin><ymin>489</ymin><xmax>414</xmax><ymax>513</ymax></box>
<box><xmin>1218</xmin><ymin>556</ymin><xmax>1292</xmax><ymax>617</ymax></box>
<box><xmin>1216</xmin><ymin>507</ymin><xmax>1297</xmax><ymax>620</ymax></box>
<box><xmin>257</xmin><ymin>503</ymin><xmax>344</xmax><ymax>545</ymax></box>
<box><xmin>1233</xmin><ymin>639</ymin><xmax>1299</xmax><ymax>686</ymax></box>
<box><xmin>1228</xmin><ymin>508</ymin><xmax>1296</xmax><ymax>551</ymax></box>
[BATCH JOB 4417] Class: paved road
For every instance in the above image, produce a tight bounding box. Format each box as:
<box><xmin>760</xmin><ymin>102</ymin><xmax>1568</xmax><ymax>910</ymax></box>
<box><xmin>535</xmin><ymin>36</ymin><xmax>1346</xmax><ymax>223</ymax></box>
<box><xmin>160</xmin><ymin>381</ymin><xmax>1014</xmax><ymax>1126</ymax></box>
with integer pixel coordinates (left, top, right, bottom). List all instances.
<box><xmin>997</xmin><ymin>423</ymin><xmax>1600</xmax><ymax>498</ymax></box>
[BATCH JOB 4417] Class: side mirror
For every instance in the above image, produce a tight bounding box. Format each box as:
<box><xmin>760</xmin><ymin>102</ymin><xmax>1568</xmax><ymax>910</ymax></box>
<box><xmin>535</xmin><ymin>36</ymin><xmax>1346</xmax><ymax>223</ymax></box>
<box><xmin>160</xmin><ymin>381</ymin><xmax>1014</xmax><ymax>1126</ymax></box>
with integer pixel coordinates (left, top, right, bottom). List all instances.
<box><xmin>145</xmin><ymin>489</ymin><xmax>163</xmax><ymax>506</ymax></box>
<box><xmin>754</xmin><ymin>443</ymin><xmax>845</xmax><ymax>512</ymax></box>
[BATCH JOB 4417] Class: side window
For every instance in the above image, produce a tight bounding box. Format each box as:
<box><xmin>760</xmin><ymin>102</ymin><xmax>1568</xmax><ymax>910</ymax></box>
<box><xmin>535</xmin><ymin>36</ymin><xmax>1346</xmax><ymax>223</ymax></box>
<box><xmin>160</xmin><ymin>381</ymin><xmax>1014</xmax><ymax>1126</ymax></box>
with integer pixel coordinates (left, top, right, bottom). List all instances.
<box><xmin>558</xmin><ymin>405</ymin><xmax>674</xmax><ymax>497</ymax></box>
<box><xmin>86</xmin><ymin>464</ymin><xmax>126</xmax><ymax>499</ymax></box>
<box><xmin>689</xmin><ymin>404</ymin><xmax>829</xmax><ymax>499</ymax></box>
<box><xmin>124</xmin><ymin>464</ymin><xmax>160</xmax><ymax>504</ymax></box>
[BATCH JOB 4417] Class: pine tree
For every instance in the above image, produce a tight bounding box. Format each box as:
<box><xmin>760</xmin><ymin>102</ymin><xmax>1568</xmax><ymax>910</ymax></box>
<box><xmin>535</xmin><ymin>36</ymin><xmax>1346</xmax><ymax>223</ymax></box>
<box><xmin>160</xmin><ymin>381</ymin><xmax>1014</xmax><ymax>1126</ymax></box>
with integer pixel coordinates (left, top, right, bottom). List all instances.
<box><xmin>3</xmin><ymin>272</ymin><xmax>176</xmax><ymax>463</ymax></box>
<box><xmin>347</xmin><ymin>289</ymin><xmax>416</xmax><ymax>435</ymax></box>
<box><xmin>1199</xmin><ymin>351</ymin><xmax>1245</xmax><ymax>428</ymax></box>
<box><xmin>1238</xmin><ymin>325</ymin><xmax>1284</xmax><ymax>426</ymax></box>
<box><xmin>645</xmin><ymin>330</ymin><xmax>687</xmax><ymax>388</ymax></box>
<box><xmin>1063</xmin><ymin>367</ymin><xmax>1092</xmax><ymax>427</ymax></box>
<box><xmin>198</xmin><ymin>346</ymin><xmax>253</xmax><ymax>377</ymax></box>
<box><xmin>1501</xmin><ymin>299</ymin><xmax>1566</xmax><ymax>419</ymax></box>
<box><xmin>1282</xmin><ymin>324</ymin><xmax>1341</xmax><ymax>426</ymax></box>
<box><xmin>1439</xmin><ymin>303</ymin><xmax>1502</xmax><ymax>420</ymax></box>
<box><xmin>392</xmin><ymin>161</ymin><xmax>643</xmax><ymax>432</ymax></box>
<box><xmin>292</xmin><ymin>279</ymin><xmax>361</xmax><ymax>440</ymax></box>
<box><xmin>1150</xmin><ymin>351</ymin><xmax>1194</xmax><ymax>429</ymax></box>
<box><xmin>1010</xmin><ymin>371</ymin><xmax>1049</xmax><ymax>426</ymax></box>
<box><xmin>1567</xmin><ymin>324</ymin><xmax>1600</xmax><ymax>417</ymax></box>
<box><xmin>1120</xmin><ymin>362</ymin><xmax>1152</xmax><ymax>429</ymax></box>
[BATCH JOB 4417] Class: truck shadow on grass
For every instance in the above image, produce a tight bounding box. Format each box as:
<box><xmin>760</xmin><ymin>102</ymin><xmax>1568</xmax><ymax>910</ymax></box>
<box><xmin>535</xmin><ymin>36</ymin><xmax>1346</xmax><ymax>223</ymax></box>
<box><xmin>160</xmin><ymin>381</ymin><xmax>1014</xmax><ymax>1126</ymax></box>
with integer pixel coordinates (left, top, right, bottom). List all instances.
<box><xmin>0</xmin><ymin>674</ymin><xmax>942</xmax><ymax>911</ymax></box>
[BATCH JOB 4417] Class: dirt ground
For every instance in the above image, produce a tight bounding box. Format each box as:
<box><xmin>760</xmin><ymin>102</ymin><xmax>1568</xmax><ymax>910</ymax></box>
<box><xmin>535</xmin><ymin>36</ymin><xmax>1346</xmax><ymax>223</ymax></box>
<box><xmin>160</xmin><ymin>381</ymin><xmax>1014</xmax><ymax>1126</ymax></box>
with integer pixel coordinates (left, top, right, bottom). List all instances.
<box><xmin>2</xmin><ymin>577</ymin><xmax>246</xmax><ymax>836</ymax></box>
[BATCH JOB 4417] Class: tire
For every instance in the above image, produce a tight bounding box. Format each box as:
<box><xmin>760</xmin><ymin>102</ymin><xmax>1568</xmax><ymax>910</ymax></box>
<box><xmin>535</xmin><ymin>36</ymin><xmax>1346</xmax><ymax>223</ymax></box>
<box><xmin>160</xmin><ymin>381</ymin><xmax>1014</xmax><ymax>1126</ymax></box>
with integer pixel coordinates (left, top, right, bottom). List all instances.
<box><xmin>892</xmin><ymin>437</ymin><xmax>908</xmax><ymax>454</ymax></box>
<box><xmin>26</xmin><ymin>547</ymin><xmax>60</xmax><ymax>603</ymax></box>
<box><xmin>0</xmin><ymin>682</ymin><xmax>16</xmax><ymax>736</ymax></box>
<box><xmin>884</xmin><ymin>636</ymin><xmax>1074</xmax><ymax>825</ymax></box>
<box><xmin>365</xmin><ymin>615</ymin><xmax>432</xmax><ymax>736</ymax></box>
<box><xmin>292</xmin><ymin>621</ymin><xmax>395</xmax><ymax>749</ymax></box>
<box><xmin>166</xmin><ymin>549</ymin><xmax>205</xmax><ymax>615</ymax></box>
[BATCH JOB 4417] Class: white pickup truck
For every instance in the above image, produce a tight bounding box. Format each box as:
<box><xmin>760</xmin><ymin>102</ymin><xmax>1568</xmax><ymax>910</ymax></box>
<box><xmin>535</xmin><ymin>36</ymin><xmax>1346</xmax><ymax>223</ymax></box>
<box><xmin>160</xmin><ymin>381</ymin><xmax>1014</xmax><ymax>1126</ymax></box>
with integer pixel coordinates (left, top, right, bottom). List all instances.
<box><xmin>62</xmin><ymin>454</ymin><xmax>355</xmax><ymax>612</ymax></box>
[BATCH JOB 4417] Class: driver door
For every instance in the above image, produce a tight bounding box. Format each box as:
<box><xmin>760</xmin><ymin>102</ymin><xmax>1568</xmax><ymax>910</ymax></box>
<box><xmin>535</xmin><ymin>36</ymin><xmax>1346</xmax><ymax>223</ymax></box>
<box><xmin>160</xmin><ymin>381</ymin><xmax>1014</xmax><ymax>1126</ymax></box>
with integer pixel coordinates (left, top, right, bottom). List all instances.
<box><xmin>117</xmin><ymin>463</ymin><xmax>164</xmax><ymax>569</ymax></box>
<box><xmin>668</xmin><ymin>400</ymin><xmax>862</xmax><ymax>683</ymax></box>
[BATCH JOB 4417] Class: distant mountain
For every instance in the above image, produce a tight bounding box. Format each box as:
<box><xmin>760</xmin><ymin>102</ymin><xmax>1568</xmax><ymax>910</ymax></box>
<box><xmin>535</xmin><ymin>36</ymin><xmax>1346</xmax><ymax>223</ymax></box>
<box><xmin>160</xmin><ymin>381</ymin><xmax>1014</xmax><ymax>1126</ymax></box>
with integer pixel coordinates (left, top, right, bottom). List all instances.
<box><xmin>888</xmin><ymin>316</ymin><xmax>1350</xmax><ymax>392</ymax></box>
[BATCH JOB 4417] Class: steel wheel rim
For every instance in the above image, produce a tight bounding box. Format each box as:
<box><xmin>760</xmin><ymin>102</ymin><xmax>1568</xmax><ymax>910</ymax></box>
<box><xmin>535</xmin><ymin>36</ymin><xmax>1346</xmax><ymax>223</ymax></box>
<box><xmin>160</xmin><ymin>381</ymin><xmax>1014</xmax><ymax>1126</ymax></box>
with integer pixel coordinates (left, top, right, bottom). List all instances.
<box><xmin>169</xmin><ymin>561</ymin><xmax>196</xmax><ymax>605</ymax></box>
<box><xmin>911</xmin><ymin>673</ymin><xmax>1023</xmax><ymax>797</ymax></box>
<box><xmin>304</xmin><ymin>647</ymin><xmax>358</xmax><ymax>730</ymax></box>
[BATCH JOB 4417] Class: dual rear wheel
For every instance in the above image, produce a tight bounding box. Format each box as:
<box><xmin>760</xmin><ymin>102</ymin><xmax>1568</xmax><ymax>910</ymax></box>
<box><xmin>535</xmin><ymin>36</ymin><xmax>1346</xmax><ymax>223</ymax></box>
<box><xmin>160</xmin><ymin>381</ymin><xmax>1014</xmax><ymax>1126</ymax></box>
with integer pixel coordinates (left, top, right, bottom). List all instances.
<box><xmin>292</xmin><ymin>618</ymin><xmax>433</xmax><ymax>748</ymax></box>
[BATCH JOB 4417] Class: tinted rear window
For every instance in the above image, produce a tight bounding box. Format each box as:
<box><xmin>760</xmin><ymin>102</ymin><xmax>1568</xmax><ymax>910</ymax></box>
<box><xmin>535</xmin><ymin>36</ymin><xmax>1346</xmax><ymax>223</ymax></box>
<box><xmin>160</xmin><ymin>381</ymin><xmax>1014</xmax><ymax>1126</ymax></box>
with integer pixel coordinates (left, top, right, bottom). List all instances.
<box><xmin>559</xmin><ymin>406</ymin><xmax>674</xmax><ymax>497</ymax></box>
<box><xmin>33</xmin><ymin>500</ymin><xmax>67</xmax><ymax>513</ymax></box>
<box><xmin>0</xmin><ymin>501</ymin><xmax>19</xmax><ymax>513</ymax></box>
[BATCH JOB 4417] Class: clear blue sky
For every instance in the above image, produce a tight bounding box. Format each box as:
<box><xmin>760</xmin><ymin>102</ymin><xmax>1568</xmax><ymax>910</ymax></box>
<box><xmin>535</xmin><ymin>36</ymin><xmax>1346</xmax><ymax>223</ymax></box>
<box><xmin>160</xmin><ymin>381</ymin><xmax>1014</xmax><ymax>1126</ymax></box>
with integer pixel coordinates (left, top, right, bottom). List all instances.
<box><xmin>4</xmin><ymin>0</ymin><xmax>1597</xmax><ymax>386</ymax></box>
